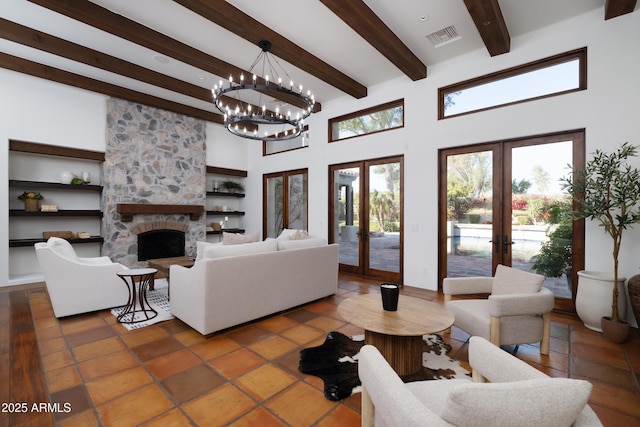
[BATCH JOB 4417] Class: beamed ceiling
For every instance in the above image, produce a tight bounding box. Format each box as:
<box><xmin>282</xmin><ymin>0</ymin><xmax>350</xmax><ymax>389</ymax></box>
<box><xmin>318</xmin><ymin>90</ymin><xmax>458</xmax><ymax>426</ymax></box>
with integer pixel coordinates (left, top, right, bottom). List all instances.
<box><xmin>0</xmin><ymin>0</ymin><xmax>636</xmax><ymax>123</ymax></box>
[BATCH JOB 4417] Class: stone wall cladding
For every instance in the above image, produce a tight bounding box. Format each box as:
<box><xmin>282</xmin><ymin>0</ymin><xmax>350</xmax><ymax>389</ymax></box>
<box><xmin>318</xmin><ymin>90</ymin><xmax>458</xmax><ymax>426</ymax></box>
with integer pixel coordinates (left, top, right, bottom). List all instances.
<box><xmin>103</xmin><ymin>98</ymin><xmax>206</xmax><ymax>267</ymax></box>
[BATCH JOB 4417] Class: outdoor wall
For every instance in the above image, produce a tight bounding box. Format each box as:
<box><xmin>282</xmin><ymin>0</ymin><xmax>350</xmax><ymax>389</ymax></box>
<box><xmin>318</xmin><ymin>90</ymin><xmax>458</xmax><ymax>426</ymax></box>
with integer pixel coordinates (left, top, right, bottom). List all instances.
<box><xmin>244</xmin><ymin>7</ymin><xmax>640</xmax><ymax>301</ymax></box>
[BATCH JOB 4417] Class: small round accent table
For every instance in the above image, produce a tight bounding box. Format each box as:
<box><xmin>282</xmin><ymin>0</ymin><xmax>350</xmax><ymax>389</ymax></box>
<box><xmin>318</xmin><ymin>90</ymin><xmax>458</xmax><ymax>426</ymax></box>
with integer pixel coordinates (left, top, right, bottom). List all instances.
<box><xmin>116</xmin><ymin>268</ymin><xmax>158</xmax><ymax>324</ymax></box>
<box><xmin>338</xmin><ymin>293</ymin><xmax>454</xmax><ymax>376</ymax></box>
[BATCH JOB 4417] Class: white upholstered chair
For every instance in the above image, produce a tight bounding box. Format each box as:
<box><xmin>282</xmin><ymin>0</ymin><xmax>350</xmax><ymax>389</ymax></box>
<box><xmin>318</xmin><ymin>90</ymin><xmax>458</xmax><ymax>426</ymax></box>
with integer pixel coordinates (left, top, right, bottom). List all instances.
<box><xmin>35</xmin><ymin>237</ymin><xmax>130</xmax><ymax>317</ymax></box>
<box><xmin>359</xmin><ymin>336</ymin><xmax>602</xmax><ymax>427</ymax></box>
<box><xmin>443</xmin><ymin>264</ymin><xmax>554</xmax><ymax>354</ymax></box>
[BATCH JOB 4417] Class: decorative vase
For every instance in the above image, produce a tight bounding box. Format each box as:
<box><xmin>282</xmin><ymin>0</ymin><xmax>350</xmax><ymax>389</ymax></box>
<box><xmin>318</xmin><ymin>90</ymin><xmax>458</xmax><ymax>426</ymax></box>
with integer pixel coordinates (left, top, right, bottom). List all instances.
<box><xmin>627</xmin><ymin>274</ymin><xmax>640</xmax><ymax>327</ymax></box>
<box><xmin>24</xmin><ymin>198</ymin><xmax>40</xmax><ymax>212</ymax></box>
<box><xmin>576</xmin><ymin>271</ymin><xmax>627</xmax><ymax>332</ymax></box>
<box><xmin>601</xmin><ymin>316</ymin><xmax>630</xmax><ymax>343</ymax></box>
<box><xmin>59</xmin><ymin>171</ymin><xmax>74</xmax><ymax>184</ymax></box>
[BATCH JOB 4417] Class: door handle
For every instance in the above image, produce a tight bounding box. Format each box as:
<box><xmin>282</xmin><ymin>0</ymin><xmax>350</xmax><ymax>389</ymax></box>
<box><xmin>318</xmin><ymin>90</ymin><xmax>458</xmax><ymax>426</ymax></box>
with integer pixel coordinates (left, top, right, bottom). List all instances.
<box><xmin>489</xmin><ymin>234</ymin><xmax>500</xmax><ymax>253</ymax></box>
<box><xmin>503</xmin><ymin>235</ymin><xmax>515</xmax><ymax>254</ymax></box>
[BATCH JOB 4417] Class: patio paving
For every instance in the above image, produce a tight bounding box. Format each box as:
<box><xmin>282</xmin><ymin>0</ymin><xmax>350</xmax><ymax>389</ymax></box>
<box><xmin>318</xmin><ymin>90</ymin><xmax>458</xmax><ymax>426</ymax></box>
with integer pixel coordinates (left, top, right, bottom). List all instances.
<box><xmin>337</xmin><ymin>232</ymin><xmax>572</xmax><ymax>299</ymax></box>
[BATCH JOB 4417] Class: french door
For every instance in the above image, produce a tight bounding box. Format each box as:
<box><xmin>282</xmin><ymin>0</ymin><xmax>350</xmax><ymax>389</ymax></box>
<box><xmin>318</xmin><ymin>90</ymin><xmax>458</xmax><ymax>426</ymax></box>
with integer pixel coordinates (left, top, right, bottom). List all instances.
<box><xmin>263</xmin><ymin>169</ymin><xmax>308</xmax><ymax>239</ymax></box>
<box><xmin>329</xmin><ymin>156</ymin><xmax>403</xmax><ymax>282</ymax></box>
<box><xmin>438</xmin><ymin>131</ymin><xmax>585</xmax><ymax>312</ymax></box>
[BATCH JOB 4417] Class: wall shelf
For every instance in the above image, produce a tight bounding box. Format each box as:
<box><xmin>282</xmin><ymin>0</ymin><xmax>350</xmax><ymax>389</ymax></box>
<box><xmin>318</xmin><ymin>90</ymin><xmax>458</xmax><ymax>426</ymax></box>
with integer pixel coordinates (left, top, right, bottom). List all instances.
<box><xmin>205</xmin><ymin>191</ymin><xmax>245</xmax><ymax>198</ymax></box>
<box><xmin>9</xmin><ymin>236</ymin><xmax>104</xmax><ymax>248</ymax></box>
<box><xmin>9</xmin><ymin>209</ymin><xmax>103</xmax><ymax>217</ymax></box>
<box><xmin>207</xmin><ymin>228</ymin><xmax>245</xmax><ymax>235</ymax></box>
<box><xmin>205</xmin><ymin>166</ymin><xmax>248</xmax><ymax>237</ymax></box>
<box><xmin>206</xmin><ymin>210</ymin><xmax>245</xmax><ymax>216</ymax></box>
<box><xmin>8</xmin><ymin>140</ymin><xmax>107</xmax><ymax>284</ymax></box>
<box><xmin>205</xmin><ymin>166</ymin><xmax>247</xmax><ymax>177</ymax></box>
<box><xmin>10</xmin><ymin>179</ymin><xmax>103</xmax><ymax>192</ymax></box>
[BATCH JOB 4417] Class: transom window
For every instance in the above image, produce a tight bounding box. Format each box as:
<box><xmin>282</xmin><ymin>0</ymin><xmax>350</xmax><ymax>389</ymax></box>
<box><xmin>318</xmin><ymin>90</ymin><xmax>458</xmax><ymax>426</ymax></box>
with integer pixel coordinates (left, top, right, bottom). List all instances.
<box><xmin>439</xmin><ymin>47</ymin><xmax>586</xmax><ymax>119</ymax></box>
<box><xmin>329</xmin><ymin>99</ymin><xmax>404</xmax><ymax>142</ymax></box>
<box><xmin>263</xmin><ymin>126</ymin><xmax>309</xmax><ymax>156</ymax></box>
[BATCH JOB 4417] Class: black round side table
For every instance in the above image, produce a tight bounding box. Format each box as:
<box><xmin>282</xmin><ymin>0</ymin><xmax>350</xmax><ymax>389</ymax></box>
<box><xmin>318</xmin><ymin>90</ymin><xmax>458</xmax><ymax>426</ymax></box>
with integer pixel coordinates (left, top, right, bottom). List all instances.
<box><xmin>116</xmin><ymin>268</ymin><xmax>158</xmax><ymax>324</ymax></box>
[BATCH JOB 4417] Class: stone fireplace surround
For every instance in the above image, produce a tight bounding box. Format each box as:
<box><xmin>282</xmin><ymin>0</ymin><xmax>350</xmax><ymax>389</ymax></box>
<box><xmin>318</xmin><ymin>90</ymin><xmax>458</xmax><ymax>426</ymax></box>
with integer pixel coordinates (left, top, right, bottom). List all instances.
<box><xmin>102</xmin><ymin>98</ymin><xmax>206</xmax><ymax>268</ymax></box>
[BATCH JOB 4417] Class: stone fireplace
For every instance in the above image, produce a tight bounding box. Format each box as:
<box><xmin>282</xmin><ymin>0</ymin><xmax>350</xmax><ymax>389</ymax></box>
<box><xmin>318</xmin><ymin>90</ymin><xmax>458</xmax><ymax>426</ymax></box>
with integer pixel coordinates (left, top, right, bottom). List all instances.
<box><xmin>102</xmin><ymin>98</ymin><xmax>206</xmax><ymax>267</ymax></box>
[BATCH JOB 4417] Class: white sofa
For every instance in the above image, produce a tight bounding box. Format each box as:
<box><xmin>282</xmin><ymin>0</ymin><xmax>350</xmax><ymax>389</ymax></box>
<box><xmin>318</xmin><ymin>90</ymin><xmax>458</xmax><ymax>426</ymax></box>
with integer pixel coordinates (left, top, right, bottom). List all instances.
<box><xmin>35</xmin><ymin>238</ymin><xmax>130</xmax><ymax>318</ymax></box>
<box><xmin>169</xmin><ymin>241</ymin><xmax>340</xmax><ymax>335</ymax></box>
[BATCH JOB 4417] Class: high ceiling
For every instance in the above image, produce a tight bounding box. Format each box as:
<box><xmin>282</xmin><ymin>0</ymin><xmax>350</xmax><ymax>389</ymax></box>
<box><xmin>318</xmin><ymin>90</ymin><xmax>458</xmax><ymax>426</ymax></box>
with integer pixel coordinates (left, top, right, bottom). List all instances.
<box><xmin>0</xmin><ymin>0</ymin><xmax>636</xmax><ymax>124</ymax></box>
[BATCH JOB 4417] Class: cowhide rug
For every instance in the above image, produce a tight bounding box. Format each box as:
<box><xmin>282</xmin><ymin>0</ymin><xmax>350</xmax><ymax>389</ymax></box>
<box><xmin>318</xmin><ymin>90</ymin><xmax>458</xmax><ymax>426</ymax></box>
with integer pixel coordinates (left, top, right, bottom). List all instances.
<box><xmin>299</xmin><ymin>331</ymin><xmax>470</xmax><ymax>401</ymax></box>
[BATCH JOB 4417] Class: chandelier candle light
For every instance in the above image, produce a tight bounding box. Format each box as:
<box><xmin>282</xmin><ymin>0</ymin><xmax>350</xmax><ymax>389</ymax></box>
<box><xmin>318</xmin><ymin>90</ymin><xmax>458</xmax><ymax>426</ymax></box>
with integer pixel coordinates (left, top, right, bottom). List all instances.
<box><xmin>212</xmin><ymin>40</ymin><xmax>315</xmax><ymax>141</ymax></box>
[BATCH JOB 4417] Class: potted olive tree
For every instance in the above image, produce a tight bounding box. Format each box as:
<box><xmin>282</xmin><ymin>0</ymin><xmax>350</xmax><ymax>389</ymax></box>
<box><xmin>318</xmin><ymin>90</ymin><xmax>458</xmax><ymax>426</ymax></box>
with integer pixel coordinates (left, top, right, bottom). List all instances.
<box><xmin>561</xmin><ymin>142</ymin><xmax>640</xmax><ymax>342</ymax></box>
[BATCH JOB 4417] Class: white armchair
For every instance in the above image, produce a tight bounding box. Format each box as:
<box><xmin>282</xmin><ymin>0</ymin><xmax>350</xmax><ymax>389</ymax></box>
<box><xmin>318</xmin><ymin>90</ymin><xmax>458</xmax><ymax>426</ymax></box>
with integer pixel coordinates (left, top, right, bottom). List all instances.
<box><xmin>359</xmin><ymin>336</ymin><xmax>602</xmax><ymax>427</ymax></box>
<box><xmin>443</xmin><ymin>265</ymin><xmax>554</xmax><ymax>354</ymax></box>
<box><xmin>35</xmin><ymin>237</ymin><xmax>130</xmax><ymax>317</ymax></box>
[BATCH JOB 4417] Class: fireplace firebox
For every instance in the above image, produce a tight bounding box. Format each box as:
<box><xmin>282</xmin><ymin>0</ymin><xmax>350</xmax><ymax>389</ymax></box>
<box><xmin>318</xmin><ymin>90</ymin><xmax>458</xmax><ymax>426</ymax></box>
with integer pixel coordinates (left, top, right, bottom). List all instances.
<box><xmin>138</xmin><ymin>229</ymin><xmax>185</xmax><ymax>261</ymax></box>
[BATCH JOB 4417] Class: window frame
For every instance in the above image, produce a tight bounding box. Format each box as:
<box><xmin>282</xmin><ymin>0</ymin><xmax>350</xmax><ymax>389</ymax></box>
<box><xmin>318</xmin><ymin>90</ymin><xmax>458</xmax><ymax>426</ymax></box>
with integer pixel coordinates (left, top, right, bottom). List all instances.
<box><xmin>262</xmin><ymin>125</ymin><xmax>309</xmax><ymax>156</ymax></box>
<box><xmin>438</xmin><ymin>47</ymin><xmax>587</xmax><ymax>120</ymax></box>
<box><xmin>328</xmin><ymin>99</ymin><xmax>404</xmax><ymax>143</ymax></box>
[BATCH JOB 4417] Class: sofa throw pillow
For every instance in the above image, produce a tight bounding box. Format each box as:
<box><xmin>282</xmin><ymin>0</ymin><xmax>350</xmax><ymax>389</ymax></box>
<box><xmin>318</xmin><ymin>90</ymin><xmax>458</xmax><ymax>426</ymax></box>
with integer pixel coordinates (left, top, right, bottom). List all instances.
<box><xmin>203</xmin><ymin>239</ymin><xmax>277</xmax><ymax>259</ymax></box>
<box><xmin>223</xmin><ymin>231</ymin><xmax>260</xmax><ymax>245</ymax></box>
<box><xmin>276</xmin><ymin>228</ymin><xmax>299</xmax><ymax>240</ymax></box>
<box><xmin>46</xmin><ymin>237</ymin><xmax>78</xmax><ymax>260</ymax></box>
<box><xmin>491</xmin><ymin>264</ymin><xmax>544</xmax><ymax>295</ymax></box>
<box><xmin>440</xmin><ymin>378</ymin><xmax>592</xmax><ymax>427</ymax></box>
<box><xmin>290</xmin><ymin>230</ymin><xmax>310</xmax><ymax>240</ymax></box>
<box><xmin>277</xmin><ymin>238</ymin><xmax>326</xmax><ymax>251</ymax></box>
<box><xmin>196</xmin><ymin>241</ymin><xmax>222</xmax><ymax>260</ymax></box>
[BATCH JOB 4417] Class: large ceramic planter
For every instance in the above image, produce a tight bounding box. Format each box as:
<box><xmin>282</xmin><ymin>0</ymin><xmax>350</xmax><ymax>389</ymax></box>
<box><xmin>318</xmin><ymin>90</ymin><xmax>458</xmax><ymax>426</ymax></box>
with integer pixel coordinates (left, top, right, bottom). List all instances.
<box><xmin>576</xmin><ymin>271</ymin><xmax>627</xmax><ymax>332</ymax></box>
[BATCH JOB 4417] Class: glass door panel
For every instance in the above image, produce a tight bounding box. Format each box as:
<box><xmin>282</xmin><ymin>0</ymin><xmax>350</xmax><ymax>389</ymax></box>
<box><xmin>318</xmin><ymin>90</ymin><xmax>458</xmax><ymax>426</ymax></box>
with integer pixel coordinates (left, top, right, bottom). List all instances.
<box><xmin>510</xmin><ymin>141</ymin><xmax>574</xmax><ymax>300</ymax></box>
<box><xmin>287</xmin><ymin>172</ymin><xmax>308</xmax><ymax>231</ymax></box>
<box><xmin>332</xmin><ymin>166</ymin><xmax>361</xmax><ymax>271</ymax></box>
<box><xmin>445</xmin><ymin>150</ymin><xmax>495</xmax><ymax>278</ymax></box>
<box><xmin>264</xmin><ymin>169</ymin><xmax>308</xmax><ymax>239</ymax></box>
<box><xmin>265</xmin><ymin>176</ymin><xmax>284</xmax><ymax>238</ymax></box>
<box><xmin>330</xmin><ymin>156</ymin><xmax>403</xmax><ymax>282</ymax></box>
<box><xmin>367</xmin><ymin>161</ymin><xmax>401</xmax><ymax>274</ymax></box>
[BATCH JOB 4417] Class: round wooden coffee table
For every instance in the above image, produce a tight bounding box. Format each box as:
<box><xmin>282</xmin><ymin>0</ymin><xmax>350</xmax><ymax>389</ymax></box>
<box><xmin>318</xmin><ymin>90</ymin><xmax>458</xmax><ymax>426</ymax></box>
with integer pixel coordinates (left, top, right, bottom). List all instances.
<box><xmin>338</xmin><ymin>293</ymin><xmax>454</xmax><ymax>375</ymax></box>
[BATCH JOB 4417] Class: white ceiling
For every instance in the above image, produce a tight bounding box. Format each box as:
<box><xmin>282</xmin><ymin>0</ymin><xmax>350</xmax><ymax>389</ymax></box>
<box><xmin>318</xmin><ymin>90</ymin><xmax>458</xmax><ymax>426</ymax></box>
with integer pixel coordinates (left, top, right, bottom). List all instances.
<box><xmin>0</xmin><ymin>0</ymin><xmax>614</xmax><ymax>116</ymax></box>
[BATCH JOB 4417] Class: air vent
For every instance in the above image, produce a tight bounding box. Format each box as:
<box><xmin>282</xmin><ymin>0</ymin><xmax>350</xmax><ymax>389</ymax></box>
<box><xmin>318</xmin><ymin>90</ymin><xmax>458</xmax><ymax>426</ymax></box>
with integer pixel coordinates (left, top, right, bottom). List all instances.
<box><xmin>426</xmin><ymin>25</ymin><xmax>461</xmax><ymax>47</ymax></box>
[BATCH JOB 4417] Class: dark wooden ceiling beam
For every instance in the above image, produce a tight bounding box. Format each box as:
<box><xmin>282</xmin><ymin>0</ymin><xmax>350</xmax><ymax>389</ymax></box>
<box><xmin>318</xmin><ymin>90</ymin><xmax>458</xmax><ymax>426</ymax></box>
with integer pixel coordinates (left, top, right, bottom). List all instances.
<box><xmin>319</xmin><ymin>0</ymin><xmax>426</xmax><ymax>81</ymax></box>
<box><xmin>463</xmin><ymin>0</ymin><xmax>511</xmax><ymax>57</ymax></box>
<box><xmin>604</xmin><ymin>0</ymin><xmax>638</xmax><ymax>19</ymax></box>
<box><xmin>0</xmin><ymin>18</ymin><xmax>277</xmax><ymax>119</ymax></box>
<box><xmin>173</xmin><ymin>0</ymin><xmax>367</xmax><ymax>99</ymax></box>
<box><xmin>0</xmin><ymin>51</ymin><xmax>233</xmax><ymax>126</ymax></box>
<box><xmin>0</xmin><ymin>18</ymin><xmax>208</xmax><ymax>102</ymax></box>
<box><xmin>26</xmin><ymin>0</ymin><xmax>320</xmax><ymax>112</ymax></box>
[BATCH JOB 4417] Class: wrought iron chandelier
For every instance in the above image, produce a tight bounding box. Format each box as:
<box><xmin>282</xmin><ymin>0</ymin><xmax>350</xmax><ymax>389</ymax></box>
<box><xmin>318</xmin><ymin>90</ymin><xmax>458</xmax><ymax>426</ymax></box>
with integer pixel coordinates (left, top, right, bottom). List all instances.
<box><xmin>212</xmin><ymin>40</ymin><xmax>315</xmax><ymax>141</ymax></box>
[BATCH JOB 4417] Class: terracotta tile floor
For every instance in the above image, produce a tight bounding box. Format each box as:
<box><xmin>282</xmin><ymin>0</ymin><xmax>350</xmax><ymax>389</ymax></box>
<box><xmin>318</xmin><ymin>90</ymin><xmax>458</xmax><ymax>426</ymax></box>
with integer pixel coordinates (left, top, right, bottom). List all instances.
<box><xmin>2</xmin><ymin>273</ymin><xmax>640</xmax><ymax>426</ymax></box>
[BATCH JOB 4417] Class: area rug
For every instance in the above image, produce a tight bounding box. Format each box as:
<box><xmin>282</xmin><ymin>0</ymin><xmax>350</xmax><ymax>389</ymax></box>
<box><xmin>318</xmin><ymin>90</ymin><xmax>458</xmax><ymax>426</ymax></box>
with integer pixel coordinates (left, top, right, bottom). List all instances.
<box><xmin>110</xmin><ymin>279</ymin><xmax>174</xmax><ymax>330</ymax></box>
<box><xmin>299</xmin><ymin>331</ymin><xmax>470</xmax><ymax>401</ymax></box>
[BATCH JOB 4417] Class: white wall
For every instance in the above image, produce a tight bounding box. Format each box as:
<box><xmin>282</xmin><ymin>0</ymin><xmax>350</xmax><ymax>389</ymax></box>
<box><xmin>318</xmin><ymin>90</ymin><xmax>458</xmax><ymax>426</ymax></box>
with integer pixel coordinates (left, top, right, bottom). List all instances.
<box><xmin>245</xmin><ymin>8</ymin><xmax>640</xmax><ymax>297</ymax></box>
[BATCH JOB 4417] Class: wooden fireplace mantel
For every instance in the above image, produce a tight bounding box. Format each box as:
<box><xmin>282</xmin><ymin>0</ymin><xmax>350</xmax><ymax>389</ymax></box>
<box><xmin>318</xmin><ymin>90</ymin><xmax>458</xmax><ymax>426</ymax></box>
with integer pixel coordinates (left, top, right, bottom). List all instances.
<box><xmin>117</xmin><ymin>203</ymin><xmax>204</xmax><ymax>222</ymax></box>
